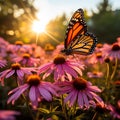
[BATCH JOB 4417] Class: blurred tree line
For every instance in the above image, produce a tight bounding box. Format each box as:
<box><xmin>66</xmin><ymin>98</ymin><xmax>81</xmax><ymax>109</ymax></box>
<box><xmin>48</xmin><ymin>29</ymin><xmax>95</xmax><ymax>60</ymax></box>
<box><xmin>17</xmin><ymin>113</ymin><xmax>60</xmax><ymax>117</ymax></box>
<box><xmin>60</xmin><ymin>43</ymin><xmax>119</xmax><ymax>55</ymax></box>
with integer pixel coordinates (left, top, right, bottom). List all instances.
<box><xmin>0</xmin><ymin>0</ymin><xmax>120</xmax><ymax>46</ymax></box>
<box><xmin>89</xmin><ymin>0</ymin><xmax>120</xmax><ymax>43</ymax></box>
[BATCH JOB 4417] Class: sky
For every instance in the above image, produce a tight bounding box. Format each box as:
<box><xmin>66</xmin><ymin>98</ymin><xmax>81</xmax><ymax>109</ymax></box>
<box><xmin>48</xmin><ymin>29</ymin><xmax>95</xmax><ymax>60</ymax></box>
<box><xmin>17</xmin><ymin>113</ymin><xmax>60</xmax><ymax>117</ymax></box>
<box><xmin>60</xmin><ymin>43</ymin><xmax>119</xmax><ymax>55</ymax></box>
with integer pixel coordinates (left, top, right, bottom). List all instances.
<box><xmin>34</xmin><ymin>0</ymin><xmax>120</xmax><ymax>19</ymax></box>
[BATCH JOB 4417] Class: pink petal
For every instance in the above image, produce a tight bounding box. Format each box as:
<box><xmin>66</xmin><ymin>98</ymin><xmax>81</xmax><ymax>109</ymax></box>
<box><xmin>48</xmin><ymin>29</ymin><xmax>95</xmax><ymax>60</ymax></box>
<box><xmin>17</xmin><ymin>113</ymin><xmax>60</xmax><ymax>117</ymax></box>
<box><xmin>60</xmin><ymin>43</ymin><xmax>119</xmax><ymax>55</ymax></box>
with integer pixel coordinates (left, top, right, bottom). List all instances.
<box><xmin>6</xmin><ymin>70</ymin><xmax>15</xmax><ymax>78</ymax></box>
<box><xmin>70</xmin><ymin>65</ymin><xmax>83</xmax><ymax>76</ymax></box>
<box><xmin>22</xmin><ymin>68</ymin><xmax>33</xmax><ymax>74</ymax></box>
<box><xmin>82</xmin><ymin>92</ymin><xmax>89</xmax><ymax>108</ymax></box>
<box><xmin>38</xmin><ymin>86</ymin><xmax>52</xmax><ymax>101</ymax></box>
<box><xmin>88</xmin><ymin>86</ymin><xmax>101</xmax><ymax>92</ymax></box>
<box><xmin>68</xmin><ymin>61</ymin><xmax>84</xmax><ymax>69</ymax></box>
<box><xmin>66</xmin><ymin>72</ymin><xmax>72</xmax><ymax>81</ymax></box>
<box><xmin>41</xmin><ymin>83</ymin><xmax>57</xmax><ymax>96</ymax></box>
<box><xmin>43</xmin><ymin>69</ymin><xmax>53</xmax><ymax>79</ymax></box>
<box><xmin>90</xmin><ymin>92</ymin><xmax>104</xmax><ymax>105</ymax></box>
<box><xmin>16</xmin><ymin>70</ymin><xmax>24</xmax><ymax>79</ymax></box>
<box><xmin>31</xmin><ymin>100</ymin><xmax>38</xmax><ymax>109</ymax></box>
<box><xmin>78</xmin><ymin>91</ymin><xmax>84</xmax><ymax>108</ymax></box>
<box><xmin>29</xmin><ymin>86</ymin><xmax>36</xmax><ymax>102</ymax></box>
<box><xmin>0</xmin><ymin>110</ymin><xmax>20</xmax><ymax>116</ymax></box>
<box><xmin>54</xmin><ymin>69</ymin><xmax>59</xmax><ymax>80</ymax></box>
<box><xmin>62</xmin><ymin>64</ymin><xmax>78</xmax><ymax>78</ymax></box>
<box><xmin>7</xmin><ymin>84</ymin><xmax>29</xmax><ymax>104</ymax></box>
<box><xmin>86</xmin><ymin>90</ymin><xmax>93</xmax><ymax>99</ymax></box>
<box><xmin>56</xmin><ymin>65</ymin><xmax>64</xmax><ymax>77</ymax></box>
<box><xmin>8</xmin><ymin>84</ymin><xmax>28</xmax><ymax>95</ymax></box>
<box><xmin>69</xmin><ymin>90</ymin><xmax>78</xmax><ymax>106</ymax></box>
<box><xmin>61</xmin><ymin>86</ymin><xmax>73</xmax><ymax>93</ymax></box>
<box><xmin>38</xmin><ymin>62</ymin><xmax>53</xmax><ymax>73</ymax></box>
<box><xmin>64</xmin><ymin>89</ymin><xmax>75</xmax><ymax>103</ymax></box>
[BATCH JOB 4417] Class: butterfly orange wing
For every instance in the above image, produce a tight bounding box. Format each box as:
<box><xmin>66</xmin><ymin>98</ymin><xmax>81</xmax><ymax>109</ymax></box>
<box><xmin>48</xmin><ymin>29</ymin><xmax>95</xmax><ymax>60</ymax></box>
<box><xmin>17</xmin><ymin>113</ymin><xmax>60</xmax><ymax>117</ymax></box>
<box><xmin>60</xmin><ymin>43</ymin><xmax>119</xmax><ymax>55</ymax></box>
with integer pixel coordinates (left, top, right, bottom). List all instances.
<box><xmin>65</xmin><ymin>8</ymin><xmax>87</xmax><ymax>49</ymax></box>
<box><xmin>70</xmin><ymin>33</ymin><xmax>97</xmax><ymax>55</ymax></box>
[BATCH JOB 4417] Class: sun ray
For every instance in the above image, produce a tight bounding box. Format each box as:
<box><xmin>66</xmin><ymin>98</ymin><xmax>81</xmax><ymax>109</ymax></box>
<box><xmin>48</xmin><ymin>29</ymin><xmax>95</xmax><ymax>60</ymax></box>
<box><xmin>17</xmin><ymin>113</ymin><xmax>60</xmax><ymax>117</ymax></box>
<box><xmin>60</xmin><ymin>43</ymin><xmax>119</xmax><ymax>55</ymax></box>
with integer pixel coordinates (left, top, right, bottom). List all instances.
<box><xmin>44</xmin><ymin>31</ymin><xmax>61</xmax><ymax>44</ymax></box>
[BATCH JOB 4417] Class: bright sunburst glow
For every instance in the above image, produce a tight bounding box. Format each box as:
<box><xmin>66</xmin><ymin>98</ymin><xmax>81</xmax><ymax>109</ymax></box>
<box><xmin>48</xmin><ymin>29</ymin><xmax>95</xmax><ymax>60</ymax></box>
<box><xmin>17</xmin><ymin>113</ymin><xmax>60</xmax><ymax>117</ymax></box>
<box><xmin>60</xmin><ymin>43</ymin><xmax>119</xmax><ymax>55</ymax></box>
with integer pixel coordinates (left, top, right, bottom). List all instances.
<box><xmin>32</xmin><ymin>20</ymin><xmax>46</xmax><ymax>33</ymax></box>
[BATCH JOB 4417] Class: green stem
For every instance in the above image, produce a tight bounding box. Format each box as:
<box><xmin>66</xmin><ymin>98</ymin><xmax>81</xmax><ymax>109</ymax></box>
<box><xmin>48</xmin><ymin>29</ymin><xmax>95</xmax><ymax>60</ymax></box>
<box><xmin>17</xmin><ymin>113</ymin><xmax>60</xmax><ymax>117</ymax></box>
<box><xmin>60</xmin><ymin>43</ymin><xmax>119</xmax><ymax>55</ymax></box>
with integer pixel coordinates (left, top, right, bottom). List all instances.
<box><xmin>105</xmin><ymin>63</ymin><xmax>110</xmax><ymax>87</ymax></box>
<box><xmin>104</xmin><ymin>62</ymin><xmax>110</xmax><ymax>103</ymax></box>
<box><xmin>91</xmin><ymin>112</ymin><xmax>97</xmax><ymax>120</ymax></box>
<box><xmin>21</xmin><ymin>93</ymin><xmax>35</xmax><ymax>120</ymax></box>
<box><xmin>110</xmin><ymin>58</ymin><xmax>118</xmax><ymax>81</ymax></box>
<box><xmin>61</xmin><ymin>95</ymin><xmax>69</xmax><ymax>120</ymax></box>
<box><xmin>35</xmin><ymin>110</ymin><xmax>40</xmax><ymax>120</ymax></box>
<box><xmin>26</xmin><ymin>97</ymin><xmax>36</xmax><ymax>120</ymax></box>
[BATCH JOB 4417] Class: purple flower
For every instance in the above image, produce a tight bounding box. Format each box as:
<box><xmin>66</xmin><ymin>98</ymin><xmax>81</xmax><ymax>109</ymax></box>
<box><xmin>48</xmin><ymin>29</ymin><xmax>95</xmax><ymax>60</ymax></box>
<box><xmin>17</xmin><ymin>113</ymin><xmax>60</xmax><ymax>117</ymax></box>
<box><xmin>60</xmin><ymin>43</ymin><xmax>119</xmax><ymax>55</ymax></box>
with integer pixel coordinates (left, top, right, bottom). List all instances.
<box><xmin>0</xmin><ymin>63</ymin><xmax>35</xmax><ymax>85</ymax></box>
<box><xmin>30</xmin><ymin>44</ymin><xmax>45</xmax><ymax>58</ymax></box>
<box><xmin>38</xmin><ymin>55</ymin><xmax>84</xmax><ymax>81</ymax></box>
<box><xmin>102</xmin><ymin>43</ymin><xmax>120</xmax><ymax>59</ymax></box>
<box><xmin>88</xmin><ymin>52</ymin><xmax>105</xmax><ymax>64</ymax></box>
<box><xmin>13</xmin><ymin>53</ymin><xmax>40</xmax><ymax>67</ymax></box>
<box><xmin>7</xmin><ymin>74</ymin><xmax>58</xmax><ymax>109</ymax></box>
<box><xmin>95</xmin><ymin>43</ymin><xmax>103</xmax><ymax>53</ymax></box>
<box><xmin>108</xmin><ymin>100</ymin><xmax>120</xmax><ymax>119</ymax></box>
<box><xmin>12</xmin><ymin>41</ymin><xmax>24</xmax><ymax>53</ymax></box>
<box><xmin>0</xmin><ymin>110</ymin><xmax>20</xmax><ymax>120</ymax></box>
<box><xmin>52</xmin><ymin>44</ymin><xmax>64</xmax><ymax>56</ymax></box>
<box><xmin>57</xmin><ymin>77</ymin><xmax>104</xmax><ymax>109</ymax></box>
<box><xmin>92</xmin><ymin>103</ymin><xmax>109</xmax><ymax>114</ymax></box>
<box><xmin>87</xmin><ymin>71</ymin><xmax>103</xmax><ymax>78</ymax></box>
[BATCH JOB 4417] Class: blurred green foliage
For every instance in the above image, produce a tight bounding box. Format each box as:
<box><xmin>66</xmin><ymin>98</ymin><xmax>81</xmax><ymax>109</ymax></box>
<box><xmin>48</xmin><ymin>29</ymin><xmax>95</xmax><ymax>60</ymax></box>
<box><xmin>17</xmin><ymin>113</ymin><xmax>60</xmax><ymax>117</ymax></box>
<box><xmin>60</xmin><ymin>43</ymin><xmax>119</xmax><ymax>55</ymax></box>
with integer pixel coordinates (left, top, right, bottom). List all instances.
<box><xmin>89</xmin><ymin>0</ymin><xmax>120</xmax><ymax>43</ymax></box>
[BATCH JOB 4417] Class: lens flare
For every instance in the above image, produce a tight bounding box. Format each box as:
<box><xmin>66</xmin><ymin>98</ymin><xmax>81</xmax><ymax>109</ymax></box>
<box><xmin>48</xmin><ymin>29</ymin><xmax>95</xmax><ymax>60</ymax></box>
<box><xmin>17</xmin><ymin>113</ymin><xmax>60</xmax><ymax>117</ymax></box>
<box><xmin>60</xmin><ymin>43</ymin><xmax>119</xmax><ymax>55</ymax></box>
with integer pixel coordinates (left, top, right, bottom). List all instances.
<box><xmin>32</xmin><ymin>20</ymin><xmax>46</xmax><ymax>33</ymax></box>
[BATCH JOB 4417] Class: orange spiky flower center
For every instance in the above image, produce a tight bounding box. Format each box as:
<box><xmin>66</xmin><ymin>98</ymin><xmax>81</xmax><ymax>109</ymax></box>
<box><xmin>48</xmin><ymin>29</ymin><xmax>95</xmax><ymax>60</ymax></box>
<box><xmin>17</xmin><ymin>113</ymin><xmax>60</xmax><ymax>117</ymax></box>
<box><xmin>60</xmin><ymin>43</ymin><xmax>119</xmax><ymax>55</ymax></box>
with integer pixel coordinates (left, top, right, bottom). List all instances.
<box><xmin>73</xmin><ymin>78</ymin><xmax>87</xmax><ymax>90</ymax></box>
<box><xmin>53</xmin><ymin>55</ymin><xmax>66</xmax><ymax>65</ymax></box>
<box><xmin>27</xmin><ymin>74</ymin><xmax>41</xmax><ymax>86</ymax></box>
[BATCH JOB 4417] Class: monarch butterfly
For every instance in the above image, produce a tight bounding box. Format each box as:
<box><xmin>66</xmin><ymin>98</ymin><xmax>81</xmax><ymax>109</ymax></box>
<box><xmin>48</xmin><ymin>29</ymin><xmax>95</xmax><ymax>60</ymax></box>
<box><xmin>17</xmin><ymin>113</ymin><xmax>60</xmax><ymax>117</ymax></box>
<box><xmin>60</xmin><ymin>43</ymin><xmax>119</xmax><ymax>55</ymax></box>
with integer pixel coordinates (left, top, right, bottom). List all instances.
<box><xmin>62</xmin><ymin>8</ymin><xmax>97</xmax><ymax>55</ymax></box>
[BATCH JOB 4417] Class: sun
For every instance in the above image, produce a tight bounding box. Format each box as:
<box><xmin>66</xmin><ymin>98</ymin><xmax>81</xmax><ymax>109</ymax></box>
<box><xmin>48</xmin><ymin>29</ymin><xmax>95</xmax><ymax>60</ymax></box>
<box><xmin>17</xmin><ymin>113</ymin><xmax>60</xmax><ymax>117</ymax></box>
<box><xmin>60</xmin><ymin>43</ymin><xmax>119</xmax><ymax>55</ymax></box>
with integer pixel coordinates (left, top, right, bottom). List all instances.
<box><xmin>32</xmin><ymin>20</ymin><xmax>46</xmax><ymax>33</ymax></box>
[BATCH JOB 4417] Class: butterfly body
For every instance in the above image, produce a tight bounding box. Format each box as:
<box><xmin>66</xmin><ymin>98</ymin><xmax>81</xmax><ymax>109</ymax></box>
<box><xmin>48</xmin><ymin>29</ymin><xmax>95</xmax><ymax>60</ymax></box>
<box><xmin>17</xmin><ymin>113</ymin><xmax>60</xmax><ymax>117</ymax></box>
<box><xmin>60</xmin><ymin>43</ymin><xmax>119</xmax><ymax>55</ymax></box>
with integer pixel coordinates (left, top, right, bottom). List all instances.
<box><xmin>61</xmin><ymin>47</ymin><xmax>73</xmax><ymax>55</ymax></box>
<box><xmin>62</xmin><ymin>8</ymin><xmax>97</xmax><ymax>55</ymax></box>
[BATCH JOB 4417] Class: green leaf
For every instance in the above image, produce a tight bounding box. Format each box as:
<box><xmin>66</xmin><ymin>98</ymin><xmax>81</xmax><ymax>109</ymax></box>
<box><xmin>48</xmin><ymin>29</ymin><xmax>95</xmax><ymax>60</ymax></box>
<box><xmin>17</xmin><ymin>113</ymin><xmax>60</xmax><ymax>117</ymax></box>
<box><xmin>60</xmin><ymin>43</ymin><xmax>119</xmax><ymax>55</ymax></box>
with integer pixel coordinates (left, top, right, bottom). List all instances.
<box><xmin>37</xmin><ymin>108</ymin><xmax>50</xmax><ymax>114</ymax></box>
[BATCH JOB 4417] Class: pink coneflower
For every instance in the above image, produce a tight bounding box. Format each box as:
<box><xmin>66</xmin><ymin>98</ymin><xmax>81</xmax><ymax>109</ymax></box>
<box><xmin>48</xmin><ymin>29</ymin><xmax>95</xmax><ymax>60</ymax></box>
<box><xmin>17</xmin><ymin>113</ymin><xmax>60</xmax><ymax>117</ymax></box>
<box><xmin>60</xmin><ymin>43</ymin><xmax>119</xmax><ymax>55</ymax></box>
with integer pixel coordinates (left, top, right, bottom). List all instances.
<box><xmin>57</xmin><ymin>77</ymin><xmax>103</xmax><ymax>109</ymax></box>
<box><xmin>87</xmin><ymin>71</ymin><xmax>103</xmax><ymax>78</ymax></box>
<box><xmin>88</xmin><ymin>52</ymin><xmax>105</xmax><ymax>64</ymax></box>
<box><xmin>30</xmin><ymin>44</ymin><xmax>45</xmax><ymax>58</ymax></box>
<box><xmin>12</xmin><ymin>41</ymin><xmax>24</xmax><ymax>53</ymax></box>
<box><xmin>13</xmin><ymin>53</ymin><xmax>40</xmax><ymax>67</ymax></box>
<box><xmin>7</xmin><ymin>74</ymin><xmax>58</xmax><ymax>109</ymax></box>
<box><xmin>95</xmin><ymin>103</ymin><xmax>108</xmax><ymax>114</ymax></box>
<box><xmin>108</xmin><ymin>100</ymin><xmax>120</xmax><ymax>119</ymax></box>
<box><xmin>52</xmin><ymin>44</ymin><xmax>64</xmax><ymax>56</ymax></box>
<box><xmin>38</xmin><ymin>55</ymin><xmax>84</xmax><ymax>81</ymax></box>
<box><xmin>0</xmin><ymin>110</ymin><xmax>20</xmax><ymax>120</ymax></box>
<box><xmin>8</xmin><ymin>41</ymin><xmax>31</xmax><ymax>54</ymax></box>
<box><xmin>91</xmin><ymin>102</ymin><xmax>109</xmax><ymax>114</ymax></box>
<box><xmin>102</xmin><ymin>43</ymin><xmax>120</xmax><ymax>59</ymax></box>
<box><xmin>0</xmin><ymin>63</ymin><xmax>35</xmax><ymax>85</ymax></box>
<box><xmin>95</xmin><ymin>43</ymin><xmax>103</xmax><ymax>53</ymax></box>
